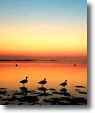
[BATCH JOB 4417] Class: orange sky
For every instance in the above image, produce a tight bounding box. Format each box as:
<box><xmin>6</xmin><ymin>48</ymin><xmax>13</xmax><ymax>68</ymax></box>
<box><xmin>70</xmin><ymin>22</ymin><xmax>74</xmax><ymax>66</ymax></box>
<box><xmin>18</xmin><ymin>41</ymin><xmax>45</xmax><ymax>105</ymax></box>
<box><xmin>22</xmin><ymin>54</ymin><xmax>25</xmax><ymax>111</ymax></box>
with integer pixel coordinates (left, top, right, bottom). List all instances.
<box><xmin>0</xmin><ymin>23</ymin><xmax>87</xmax><ymax>57</ymax></box>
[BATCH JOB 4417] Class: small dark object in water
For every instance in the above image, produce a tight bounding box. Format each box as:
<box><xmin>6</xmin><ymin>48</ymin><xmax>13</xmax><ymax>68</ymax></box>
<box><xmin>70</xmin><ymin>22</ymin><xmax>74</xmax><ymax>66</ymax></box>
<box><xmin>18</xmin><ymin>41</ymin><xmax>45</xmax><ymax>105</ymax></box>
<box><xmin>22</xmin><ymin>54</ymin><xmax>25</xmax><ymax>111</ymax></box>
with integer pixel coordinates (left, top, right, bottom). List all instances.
<box><xmin>78</xmin><ymin>92</ymin><xmax>87</xmax><ymax>94</ymax></box>
<box><xmin>16</xmin><ymin>64</ymin><xmax>18</xmax><ymax>66</ymax></box>
<box><xmin>74</xmin><ymin>64</ymin><xmax>76</xmax><ymax>66</ymax></box>
<box><xmin>75</xmin><ymin>86</ymin><xmax>85</xmax><ymax>88</ymax></box>
<box><xmin>0</xmin><ymin>88</ymin><xmax>7</xmax><ymax>89</ymax></box>
<box><xmin>60</xmin><ymin>92</ymin><xmax>70</xmax><ymax>96</ymax></box>
<box><xmin>49</xmin><ymin>88</ymin><xmax>56</xmax><ymax>91</ymax></box>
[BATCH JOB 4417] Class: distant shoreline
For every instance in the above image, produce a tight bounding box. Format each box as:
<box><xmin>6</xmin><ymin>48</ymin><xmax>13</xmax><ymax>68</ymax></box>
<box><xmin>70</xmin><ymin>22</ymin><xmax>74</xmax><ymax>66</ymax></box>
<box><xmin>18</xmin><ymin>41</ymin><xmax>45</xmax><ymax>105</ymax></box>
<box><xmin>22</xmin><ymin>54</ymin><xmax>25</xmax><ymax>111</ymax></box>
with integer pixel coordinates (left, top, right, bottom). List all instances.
<box><xmin>0</xmin><ymin>59</ymin><xmax>58</xmax><ymax>62</ymax></box>
<box><xmin>0</xmin><ymin>59</ymin><xmax>87</xmax><ymax>64</ymax></box>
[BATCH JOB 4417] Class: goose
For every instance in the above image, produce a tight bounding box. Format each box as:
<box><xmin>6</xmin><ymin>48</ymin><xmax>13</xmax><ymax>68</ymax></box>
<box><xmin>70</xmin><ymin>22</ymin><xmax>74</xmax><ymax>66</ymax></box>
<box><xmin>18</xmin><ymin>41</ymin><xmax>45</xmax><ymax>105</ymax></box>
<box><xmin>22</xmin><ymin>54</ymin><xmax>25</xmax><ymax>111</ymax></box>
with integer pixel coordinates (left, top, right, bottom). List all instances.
<box><xmin>38</xmin><ymin>78</ymin><xmax>47</xmax><ymax>86</ymax></box>
<box><xmin>60</xmin><ymin>80</ymin><xmax>67</xmax><ymax>87</ymax></box>
<box><xmin>20</xmin><ymin>76</ymin><xmax>28</xmax><ymax>87</ymax></box>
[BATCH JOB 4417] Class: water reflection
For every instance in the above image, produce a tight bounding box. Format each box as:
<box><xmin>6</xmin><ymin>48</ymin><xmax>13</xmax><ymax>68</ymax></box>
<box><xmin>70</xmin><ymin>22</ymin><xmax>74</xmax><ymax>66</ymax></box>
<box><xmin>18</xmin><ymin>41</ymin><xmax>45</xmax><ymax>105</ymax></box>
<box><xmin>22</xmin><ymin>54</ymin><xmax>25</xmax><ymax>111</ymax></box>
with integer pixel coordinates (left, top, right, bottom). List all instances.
<box><xmin>0</xmin><ymin>83</ymin><xmax>87</xmax><ymax>105</ymax></box>
<box><xmin>60</xmin><ymin>88</ymin><xmax>67</xmax><ymax>92</ymax></box>
<box><xmin>0</xmin><ymin>62</ymin><xmax>87</xmax><ymax>105</ymax></box>
<box><xmin>38</xmin><ymin>87</ymin><xmax>51</xmax><ymax>96</ymax></box>
<box><xmin>20</xmin><ymin>87</ymin><xmax>28</xmax><ymax>95</ymax></box>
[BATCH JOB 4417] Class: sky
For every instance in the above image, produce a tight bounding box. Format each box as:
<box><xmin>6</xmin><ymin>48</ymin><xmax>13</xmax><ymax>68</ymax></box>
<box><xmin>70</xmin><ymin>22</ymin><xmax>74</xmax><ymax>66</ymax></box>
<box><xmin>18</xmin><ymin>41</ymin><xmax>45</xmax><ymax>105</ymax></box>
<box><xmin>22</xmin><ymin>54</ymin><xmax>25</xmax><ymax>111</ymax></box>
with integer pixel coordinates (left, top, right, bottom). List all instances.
<box><xmin>0</xmin><ymin>0</ymin><xmax>87</xmax><ymax>59</ymax></box>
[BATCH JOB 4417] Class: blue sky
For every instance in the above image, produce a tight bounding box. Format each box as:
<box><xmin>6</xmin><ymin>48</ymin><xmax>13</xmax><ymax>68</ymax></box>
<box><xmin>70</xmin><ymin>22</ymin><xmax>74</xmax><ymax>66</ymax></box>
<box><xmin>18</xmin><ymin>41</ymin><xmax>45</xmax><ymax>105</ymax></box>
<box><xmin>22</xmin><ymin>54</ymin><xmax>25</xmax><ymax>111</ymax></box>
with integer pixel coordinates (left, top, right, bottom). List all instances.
<box><xmin>0</xmin><ymin>0</ymin><xmax>87</xmax><ymax>25</ymax></box>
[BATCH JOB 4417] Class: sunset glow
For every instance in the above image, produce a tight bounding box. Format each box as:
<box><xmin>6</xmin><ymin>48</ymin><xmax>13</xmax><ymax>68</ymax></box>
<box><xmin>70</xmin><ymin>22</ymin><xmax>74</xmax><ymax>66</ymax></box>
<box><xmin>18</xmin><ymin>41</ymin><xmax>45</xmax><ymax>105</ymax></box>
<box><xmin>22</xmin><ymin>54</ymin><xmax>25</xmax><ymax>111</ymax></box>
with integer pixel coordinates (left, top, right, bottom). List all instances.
<box><xmin>0</xmin><ymin>0</ymin><xmax>87</xmax><ymax>58</ymax></box>
<box><xmin>0</xmin><ymin>0</ymin><xmax>87</xmax><ymax>105</ymax></box>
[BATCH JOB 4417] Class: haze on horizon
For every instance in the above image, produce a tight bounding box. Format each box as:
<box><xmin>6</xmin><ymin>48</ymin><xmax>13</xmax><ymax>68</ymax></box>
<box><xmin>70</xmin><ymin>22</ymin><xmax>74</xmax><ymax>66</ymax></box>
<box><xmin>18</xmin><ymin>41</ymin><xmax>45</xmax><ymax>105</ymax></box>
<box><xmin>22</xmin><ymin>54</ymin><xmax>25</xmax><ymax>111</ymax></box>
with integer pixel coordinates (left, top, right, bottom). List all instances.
<box><xmin>0</xmin><ymin>0</ymin><xmax>87</xmax><ymax>59</ymax></box>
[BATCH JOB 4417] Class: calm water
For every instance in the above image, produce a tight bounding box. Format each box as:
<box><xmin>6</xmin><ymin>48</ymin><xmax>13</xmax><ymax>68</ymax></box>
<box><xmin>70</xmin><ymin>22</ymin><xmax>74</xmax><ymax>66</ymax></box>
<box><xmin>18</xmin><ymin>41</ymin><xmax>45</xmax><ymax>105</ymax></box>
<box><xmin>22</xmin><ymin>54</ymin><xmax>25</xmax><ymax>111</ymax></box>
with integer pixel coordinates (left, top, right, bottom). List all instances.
<box><xmin>0</xmin><ymin>62</ymin><xmax>87</xmax><ymax>105</ymax></box>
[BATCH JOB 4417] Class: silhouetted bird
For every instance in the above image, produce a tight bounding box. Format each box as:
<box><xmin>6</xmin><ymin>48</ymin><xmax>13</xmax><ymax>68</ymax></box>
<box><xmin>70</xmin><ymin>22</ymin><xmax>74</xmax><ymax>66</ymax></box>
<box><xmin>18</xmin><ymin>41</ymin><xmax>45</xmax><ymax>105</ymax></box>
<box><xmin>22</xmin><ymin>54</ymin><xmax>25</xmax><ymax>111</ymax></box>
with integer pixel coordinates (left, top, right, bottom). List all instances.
<box><xmin>60</xmin><ymin>80</ymin><xmax>67</xmax><ymax>87</ymax></box>
<box><xmin>74</xmin><ymin>64</ymin><xmax>76</xmax><ymax>66</ymax></box>
<box><xmin>20</xmin><ymin>76</ymin><xmax>28</xmax><ymax>87</ymax></box>
<box><xmin>38</xmin><ymin>78</ymin><xmax>47</xmax><ymax>86</ymax></box>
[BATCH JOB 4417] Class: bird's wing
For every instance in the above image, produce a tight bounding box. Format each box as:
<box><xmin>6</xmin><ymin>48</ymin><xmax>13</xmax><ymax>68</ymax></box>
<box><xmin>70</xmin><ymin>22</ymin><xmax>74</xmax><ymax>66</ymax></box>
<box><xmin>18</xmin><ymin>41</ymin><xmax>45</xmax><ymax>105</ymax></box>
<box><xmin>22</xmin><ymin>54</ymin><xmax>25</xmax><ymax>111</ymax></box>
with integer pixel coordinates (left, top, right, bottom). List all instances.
<box><xmin>20</xmin><ymin>80</ymin><xmax>25</xmax><ymax>83</ymax></box>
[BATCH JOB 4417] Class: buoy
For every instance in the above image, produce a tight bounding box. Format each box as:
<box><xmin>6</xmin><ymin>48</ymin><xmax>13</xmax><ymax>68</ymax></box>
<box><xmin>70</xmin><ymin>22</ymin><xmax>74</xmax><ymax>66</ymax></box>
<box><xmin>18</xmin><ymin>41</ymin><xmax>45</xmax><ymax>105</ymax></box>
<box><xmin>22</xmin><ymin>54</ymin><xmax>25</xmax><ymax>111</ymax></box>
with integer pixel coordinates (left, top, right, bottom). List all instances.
<box><xmin>16</xmin><ymin>64</ymin><xmax>18</xmax><ymax>66</ymax></box>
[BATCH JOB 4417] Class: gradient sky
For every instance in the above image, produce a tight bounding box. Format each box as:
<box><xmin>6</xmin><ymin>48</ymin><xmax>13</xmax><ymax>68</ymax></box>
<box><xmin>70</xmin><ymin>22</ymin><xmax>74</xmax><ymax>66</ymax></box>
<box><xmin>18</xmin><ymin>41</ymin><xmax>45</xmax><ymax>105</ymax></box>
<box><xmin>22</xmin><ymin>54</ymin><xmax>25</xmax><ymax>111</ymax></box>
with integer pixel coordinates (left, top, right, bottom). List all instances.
<box><xmin>0</xmin><ymin>0</ymin><xmax>87</xmax><ymax>58</ymax></box>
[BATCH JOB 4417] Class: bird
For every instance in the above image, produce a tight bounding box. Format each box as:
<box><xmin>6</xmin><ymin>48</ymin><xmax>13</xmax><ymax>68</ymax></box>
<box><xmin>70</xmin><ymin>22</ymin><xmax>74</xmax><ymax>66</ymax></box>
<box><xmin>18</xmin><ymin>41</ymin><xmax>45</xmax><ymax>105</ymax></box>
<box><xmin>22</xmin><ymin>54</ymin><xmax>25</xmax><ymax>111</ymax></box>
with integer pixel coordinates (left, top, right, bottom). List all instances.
<box><xmin>20</xmin><ymin>76</ymin><xmax>28</xmax><ymax>87</ymax></box>
<box><xmin>38</xmin><ymin>78</ymin><xmax>47</xmax><ymax>86</ymax></box>
<box><xmin>60</xmin><ymin>80</ymin><xmax>67</xmax><ymax>87</ymax></box>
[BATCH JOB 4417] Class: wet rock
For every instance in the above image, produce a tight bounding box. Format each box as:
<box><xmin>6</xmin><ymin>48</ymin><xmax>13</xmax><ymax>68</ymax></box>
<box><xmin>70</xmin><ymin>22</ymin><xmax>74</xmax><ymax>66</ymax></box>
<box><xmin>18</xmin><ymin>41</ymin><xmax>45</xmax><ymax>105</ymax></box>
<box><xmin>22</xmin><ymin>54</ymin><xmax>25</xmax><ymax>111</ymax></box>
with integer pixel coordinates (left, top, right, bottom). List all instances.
<box><xmin>69</xmin><ymin>97</ymin><xmax>87</xmax><ymax>105</ymax></box>
<box><xmin>0</xmin><ymin>88</ymin><xmax>7</xmax><ymax>89</ymax></box>
<box><xmin>0</xmin><ymin>91</ymin><xmax>7</xmax><ymax>95</ymax></box>
<box><xmin>49</xmin><ymin>88</ymin><xmax>56</xmax><ymax>91</ymax></box>
<box><xmin>75</xmin><ymin>86</ymin><xmax>85</xmax><ymax>88</ymax></box>
<box><xmin>19</xmin><ymin>96</ymin><xmax>39</xmax><ymax>102</ymax></box>
<box><xmin>78</xmin><ymin>92</ymin><xmax>87</xmax><ymax>94</ymax></box>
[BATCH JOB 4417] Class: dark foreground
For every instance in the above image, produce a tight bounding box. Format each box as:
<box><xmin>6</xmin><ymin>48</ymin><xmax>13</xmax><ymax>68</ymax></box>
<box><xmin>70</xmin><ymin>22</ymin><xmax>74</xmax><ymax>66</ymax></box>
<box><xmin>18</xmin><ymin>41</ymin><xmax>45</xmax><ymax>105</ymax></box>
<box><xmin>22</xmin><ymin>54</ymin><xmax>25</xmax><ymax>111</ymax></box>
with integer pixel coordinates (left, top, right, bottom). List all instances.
<box><xmin>0</xmin><ymin>86</ymin><xmax>87</xmax><ymax>105</ymax></box>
